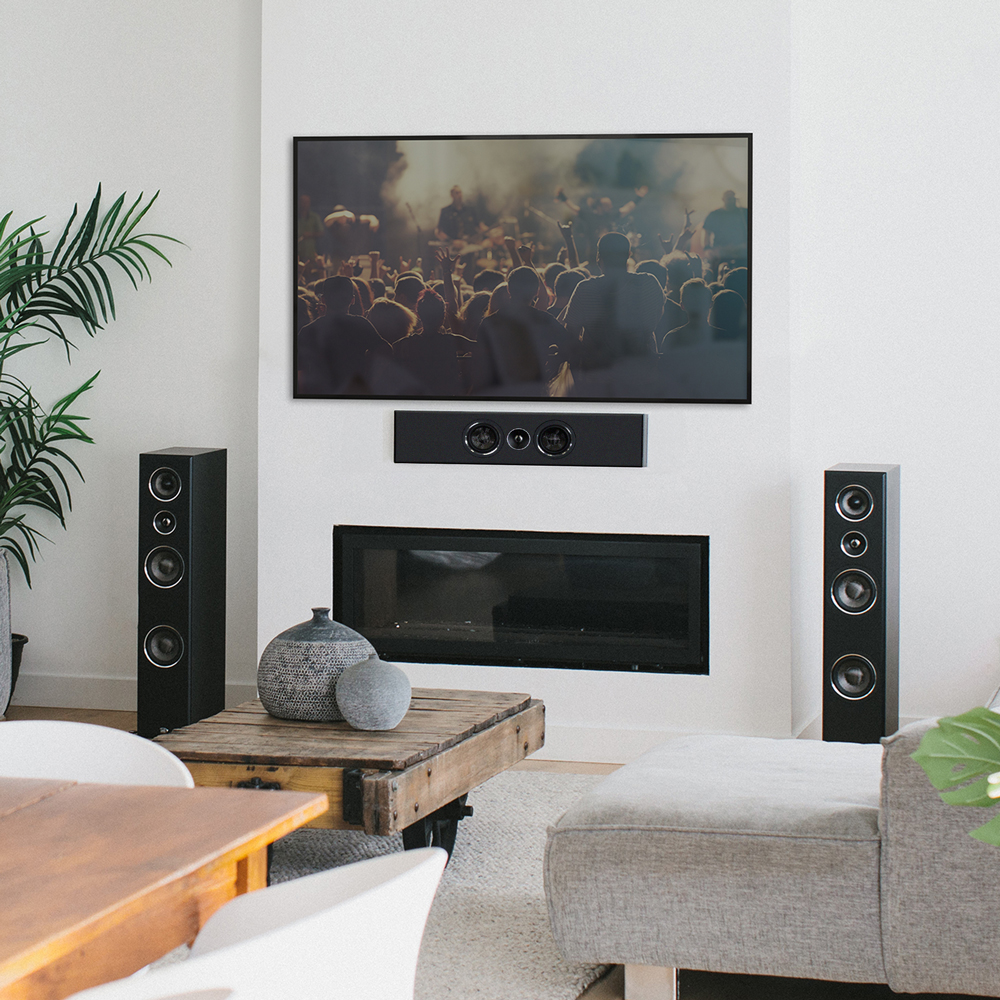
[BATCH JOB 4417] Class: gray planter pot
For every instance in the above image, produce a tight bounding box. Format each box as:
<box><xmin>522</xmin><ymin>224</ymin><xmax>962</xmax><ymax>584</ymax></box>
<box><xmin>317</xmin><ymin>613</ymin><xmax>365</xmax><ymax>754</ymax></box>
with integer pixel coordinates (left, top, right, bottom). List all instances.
<box><xmin>0</xmin><ymin>553</ymin><xmax>11</xmax><ymax>717</ymax></box>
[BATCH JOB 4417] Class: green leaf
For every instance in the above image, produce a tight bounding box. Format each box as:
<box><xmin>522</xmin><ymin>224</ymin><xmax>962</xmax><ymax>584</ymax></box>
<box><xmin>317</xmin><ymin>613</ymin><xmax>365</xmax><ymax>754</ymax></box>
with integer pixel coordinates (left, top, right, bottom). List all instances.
<box><xmin>0</xmin><ymin>188</ymin><xmax>177</xmax><ymax>585</ymax></box>
<box><xmin>50</xmin><ymin>202</ymin><xmax>79</xmax><ymax>270</ymax></box>
<box><xmin>911</xmin><ymin>707</ymin><xmax>1000</xmax><ymax>807</ymax></box>
<box><xmin>970</xmin><ymin>812</ymin><xmax>1000</xmax><ymax>847</ymax></box>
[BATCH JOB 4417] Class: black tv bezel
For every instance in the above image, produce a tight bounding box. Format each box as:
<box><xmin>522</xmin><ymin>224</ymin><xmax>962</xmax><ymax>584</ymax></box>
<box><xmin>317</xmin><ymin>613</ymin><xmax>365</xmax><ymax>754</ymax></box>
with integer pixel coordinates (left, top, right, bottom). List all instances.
<box><xmin>294</xmin><ymin>132</ymin><xmax>751</xmax><ymax>405</ymax></box>
<box><xmin>332</xmin><ymin>525</ymin><xmax>709</xmax><ymax>674</ymax></box>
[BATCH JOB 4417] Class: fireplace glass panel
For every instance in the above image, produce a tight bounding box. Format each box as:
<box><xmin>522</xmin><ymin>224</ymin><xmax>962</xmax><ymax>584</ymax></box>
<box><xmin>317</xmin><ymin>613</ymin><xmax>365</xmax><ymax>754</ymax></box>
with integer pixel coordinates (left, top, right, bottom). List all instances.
<box><xmin>334</xmin><ymin>527</ymin><xmax>708</xmax><ymax>674</ymax></box>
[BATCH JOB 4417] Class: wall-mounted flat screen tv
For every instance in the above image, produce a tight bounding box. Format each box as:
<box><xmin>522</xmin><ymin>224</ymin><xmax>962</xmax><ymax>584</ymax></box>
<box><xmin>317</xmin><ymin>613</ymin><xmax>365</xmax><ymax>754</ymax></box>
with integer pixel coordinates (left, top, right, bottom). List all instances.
<box><xmin>295</xmin><ymin>134</ymin><xmax>750</xmax><ymax>403</ymax></box>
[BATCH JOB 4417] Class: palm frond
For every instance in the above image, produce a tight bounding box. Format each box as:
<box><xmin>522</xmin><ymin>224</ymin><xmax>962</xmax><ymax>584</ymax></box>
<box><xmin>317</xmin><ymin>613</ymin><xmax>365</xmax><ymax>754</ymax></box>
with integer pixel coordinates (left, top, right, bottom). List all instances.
<box><xmin>0</xmin><ymin>187</ymin><xmax>178</xmax><ymax>584</ymax></box>
<box><xmin>2</xmin><ymin>187</ymin><xmax>180</xmax><ymax>356</ymax></box>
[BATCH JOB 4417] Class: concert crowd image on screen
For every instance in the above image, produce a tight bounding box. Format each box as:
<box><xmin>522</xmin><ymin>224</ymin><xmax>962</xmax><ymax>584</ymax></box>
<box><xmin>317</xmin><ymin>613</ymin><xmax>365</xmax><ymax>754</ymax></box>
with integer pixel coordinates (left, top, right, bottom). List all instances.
<box><xmin>294</xmin><ymin>134</ymin><xmax>750</xmax><ymax>403</ymax></box>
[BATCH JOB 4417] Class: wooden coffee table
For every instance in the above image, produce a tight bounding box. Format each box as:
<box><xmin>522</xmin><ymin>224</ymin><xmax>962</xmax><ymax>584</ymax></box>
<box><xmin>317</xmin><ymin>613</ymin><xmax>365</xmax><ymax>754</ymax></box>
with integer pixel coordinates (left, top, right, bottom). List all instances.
<box><xmin>155</xmin><ymin>688</ymin><xmax>544</xmax><ymax>853</ymax></box>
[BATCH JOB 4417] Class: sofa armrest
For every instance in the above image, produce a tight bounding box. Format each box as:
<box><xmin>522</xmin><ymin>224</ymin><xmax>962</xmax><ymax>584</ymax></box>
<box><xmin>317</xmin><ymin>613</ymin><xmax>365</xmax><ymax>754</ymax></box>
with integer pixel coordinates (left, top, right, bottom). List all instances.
<box><xmin>880</xmin><ymin>718</ymin><xmax>1000</xmax><ymax>996</ymax></box>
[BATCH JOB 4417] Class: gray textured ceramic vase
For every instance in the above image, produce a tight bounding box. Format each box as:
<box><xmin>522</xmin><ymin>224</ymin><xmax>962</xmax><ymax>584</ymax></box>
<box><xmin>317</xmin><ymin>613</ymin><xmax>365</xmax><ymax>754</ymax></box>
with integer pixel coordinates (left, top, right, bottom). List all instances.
<box><xmin>335</xmin><ymin>654</ymin><xmax>412</xmax><ymax>731</ymax></box>
<box><xmin>257</xmin><ymin>607</ymin><xmax>375</xmax><ymax>722</ymax></box>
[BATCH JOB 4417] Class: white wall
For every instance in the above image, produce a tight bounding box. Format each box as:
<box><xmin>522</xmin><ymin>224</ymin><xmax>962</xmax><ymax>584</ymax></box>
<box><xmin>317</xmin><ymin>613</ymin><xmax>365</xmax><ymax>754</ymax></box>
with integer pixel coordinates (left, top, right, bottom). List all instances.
<box><xmin>789</xmin><ymin>1</ymin><xmax>1000</xmax><ymax>732</ymax></box>
<box><xmin>259</xmin><ymin>0</ymin><xmax>793</xmax><ymax>757</ymax></box>
<box><xmin>10</xmin><ymin>2</ymin><xmax>998</xmax><ymax>758</ymax></box>
<box><xmin>3</xmin><ymin>0</ymin><xmax>262</xmax><ymax>708</ymax></box>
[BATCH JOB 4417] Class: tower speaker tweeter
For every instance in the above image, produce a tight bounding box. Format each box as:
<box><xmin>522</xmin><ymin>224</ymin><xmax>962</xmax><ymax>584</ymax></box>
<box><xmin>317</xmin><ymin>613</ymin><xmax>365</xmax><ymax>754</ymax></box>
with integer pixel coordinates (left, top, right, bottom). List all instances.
<box><xmin>137</xmin><ymin>448</ymin><xmax>226</xmax><ymax>738</ymax></box>
<box><xmin>822</xmin><ymin>463</ymin><xmax>899</xmax><ymax>743</ymax></box>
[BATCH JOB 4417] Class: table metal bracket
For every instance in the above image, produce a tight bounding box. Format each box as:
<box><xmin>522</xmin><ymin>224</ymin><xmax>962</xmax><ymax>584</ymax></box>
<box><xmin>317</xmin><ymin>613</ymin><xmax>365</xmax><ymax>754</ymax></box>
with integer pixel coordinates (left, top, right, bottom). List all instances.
<box><xmin>342</xmin><ymin>768</ymin><xmax>364</xmax><ymax>826</ymax></box>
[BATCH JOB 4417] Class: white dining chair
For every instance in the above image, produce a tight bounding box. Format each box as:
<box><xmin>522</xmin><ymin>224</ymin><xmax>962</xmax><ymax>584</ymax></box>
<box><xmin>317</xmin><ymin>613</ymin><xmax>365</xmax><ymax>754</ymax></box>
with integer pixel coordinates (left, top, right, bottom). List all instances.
<box><xmin>64</xmin><ymin>847</ymin><xmax>448</xmax><ymax>1000</ymax></box>
<box><xmin>0</xmin><ymin>719</ymin><xmax>194</xmax><ymax>786</ymax></box>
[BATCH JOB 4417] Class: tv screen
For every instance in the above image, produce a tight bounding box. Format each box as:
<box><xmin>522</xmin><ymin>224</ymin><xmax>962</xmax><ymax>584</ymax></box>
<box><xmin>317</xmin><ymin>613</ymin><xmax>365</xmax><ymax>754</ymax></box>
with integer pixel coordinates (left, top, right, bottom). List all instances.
<box><xmin>295</xmin><ymin>134</ymin><xmax>750</xmax><ymax>403</ymax></box>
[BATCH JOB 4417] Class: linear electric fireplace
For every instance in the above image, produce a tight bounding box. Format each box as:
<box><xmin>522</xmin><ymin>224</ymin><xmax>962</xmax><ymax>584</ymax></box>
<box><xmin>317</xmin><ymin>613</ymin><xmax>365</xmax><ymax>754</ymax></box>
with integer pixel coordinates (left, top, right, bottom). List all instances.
<box><xmin>333</xmin><ymin>526</ymin><xmax>708</xmax><ymax>674</ymax></box>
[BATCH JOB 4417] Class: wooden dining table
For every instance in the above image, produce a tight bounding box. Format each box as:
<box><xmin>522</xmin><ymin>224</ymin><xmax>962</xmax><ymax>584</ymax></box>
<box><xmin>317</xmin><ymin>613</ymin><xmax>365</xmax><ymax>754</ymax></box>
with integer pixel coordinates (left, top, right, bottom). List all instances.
<box><xmin>0</xmin><ymin>775</ymin><xmax>327</xmax><ymax>1000</ymax></box>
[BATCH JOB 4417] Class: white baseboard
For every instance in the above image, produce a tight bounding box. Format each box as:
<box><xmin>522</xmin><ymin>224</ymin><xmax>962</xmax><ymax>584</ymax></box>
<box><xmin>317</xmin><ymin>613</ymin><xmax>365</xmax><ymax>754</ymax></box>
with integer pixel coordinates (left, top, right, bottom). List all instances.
<box><xmin>795</xmin><ymin>714</ymin><xmax>822</xmax><ymax>739</ymax></box>
<box><xmin>9</xmin><ymin>673</ymin><xmax>257</xmax><ymax>711</ymax></box>
<box><xmin>10</xmin><ymin>675</ymin><xmax>927</xmax><ymax>762</ymax></box>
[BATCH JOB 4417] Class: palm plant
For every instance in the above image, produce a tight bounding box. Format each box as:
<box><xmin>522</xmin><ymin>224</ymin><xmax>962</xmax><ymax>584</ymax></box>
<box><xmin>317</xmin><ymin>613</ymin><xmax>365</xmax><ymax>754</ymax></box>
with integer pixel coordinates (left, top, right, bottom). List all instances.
<box><xmin>0</xmin><ymin>186</ymin><xmax>177</xmax><ymax>584</ymax></box>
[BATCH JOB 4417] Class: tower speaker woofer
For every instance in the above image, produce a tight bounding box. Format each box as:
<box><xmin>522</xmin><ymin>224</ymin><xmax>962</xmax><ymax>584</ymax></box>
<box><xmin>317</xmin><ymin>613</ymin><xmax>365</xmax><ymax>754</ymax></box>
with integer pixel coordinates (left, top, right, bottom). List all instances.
<box><xmin>822</xmin><ymin>463</ymin><xmax>899</xmax><ymax>743</ymax></box>
<box><xmin>137</xmin><ymin>447</ymin><xmax>226</xmax><ymax>738</ymax></box>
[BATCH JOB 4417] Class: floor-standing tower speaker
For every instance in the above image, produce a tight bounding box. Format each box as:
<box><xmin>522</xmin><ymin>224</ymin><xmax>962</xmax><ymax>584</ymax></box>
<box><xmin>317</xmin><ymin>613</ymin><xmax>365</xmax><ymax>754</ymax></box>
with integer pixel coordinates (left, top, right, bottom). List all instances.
<box><xmin>823</xmin><ymin>463</ymin><xmax>899</xmax><ymax>743</ymax></box>
<box><xmin>137</xmin><ymin>448</ymin><xmax>226</xmax><ymax>738</ymax></box>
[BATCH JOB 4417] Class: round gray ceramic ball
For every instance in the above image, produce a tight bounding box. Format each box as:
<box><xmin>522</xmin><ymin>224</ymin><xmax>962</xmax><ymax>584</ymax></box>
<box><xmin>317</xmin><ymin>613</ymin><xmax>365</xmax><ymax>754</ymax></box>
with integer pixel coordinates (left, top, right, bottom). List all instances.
<box><xmin>335</xmin><ymin>654</ymin><xmax>412</xmax><ymax>731</ymax></box>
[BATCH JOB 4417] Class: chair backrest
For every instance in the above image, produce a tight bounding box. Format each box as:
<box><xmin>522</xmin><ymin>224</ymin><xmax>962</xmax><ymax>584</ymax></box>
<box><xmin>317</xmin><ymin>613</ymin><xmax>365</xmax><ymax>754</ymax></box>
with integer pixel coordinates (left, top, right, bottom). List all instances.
<box><xmin>190</xmin><ymin>845</ymin><xmax>446</xmax><ymax>957</ymax></box>
<box><xmin>64</xmin><ymin>847</ymin><xmax>448</xmax><ymax>1000</ymax></box>
<box><xmin>0</xmin><ymin>720</ymin><xmax>194</xmax><ymax>787</ymax></box>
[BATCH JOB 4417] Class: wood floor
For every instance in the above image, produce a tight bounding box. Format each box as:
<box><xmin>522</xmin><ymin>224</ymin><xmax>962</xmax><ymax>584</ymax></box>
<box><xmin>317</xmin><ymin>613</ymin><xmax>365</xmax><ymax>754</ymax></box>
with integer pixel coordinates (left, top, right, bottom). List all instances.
<box><xmin>3</xmin><ymin>704</ymin><xmax>138</xmax><ymax>731</ymax></box>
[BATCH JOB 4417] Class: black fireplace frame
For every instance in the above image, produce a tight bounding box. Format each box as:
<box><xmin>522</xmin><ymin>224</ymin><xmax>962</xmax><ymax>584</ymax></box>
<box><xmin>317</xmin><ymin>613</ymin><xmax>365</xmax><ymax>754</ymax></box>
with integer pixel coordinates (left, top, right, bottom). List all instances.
<box><xmin>333</xmin><ymin>525</ymin><xmax>709</xmax><ymax>674</ymax></box>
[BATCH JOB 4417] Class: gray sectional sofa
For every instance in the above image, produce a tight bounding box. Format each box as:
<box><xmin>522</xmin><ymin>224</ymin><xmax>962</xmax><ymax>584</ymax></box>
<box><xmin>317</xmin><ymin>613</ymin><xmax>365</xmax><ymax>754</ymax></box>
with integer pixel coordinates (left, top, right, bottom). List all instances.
<box><xmin>545</xmin><ymin>719</ymin><xmax>1000</xmax><ymax>998</ymax></box>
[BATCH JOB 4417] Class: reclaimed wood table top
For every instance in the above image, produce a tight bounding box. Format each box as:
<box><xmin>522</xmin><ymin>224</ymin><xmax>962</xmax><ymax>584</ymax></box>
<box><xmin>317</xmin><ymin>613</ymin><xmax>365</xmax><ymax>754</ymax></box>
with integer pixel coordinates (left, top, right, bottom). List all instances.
<box><xmin>0</xmin><ymin>777</ymin><xmax>327</xmax><ymax>1000</ymax></box>
<box><xmin>156</xmin><ymin>688</ymin><xmax>545</xmax><ymax>836</ymax></box>
<box><xmin>156</xmin><ymin>688</ymin><xmax>537</xmax><ymax>768</ymax></box>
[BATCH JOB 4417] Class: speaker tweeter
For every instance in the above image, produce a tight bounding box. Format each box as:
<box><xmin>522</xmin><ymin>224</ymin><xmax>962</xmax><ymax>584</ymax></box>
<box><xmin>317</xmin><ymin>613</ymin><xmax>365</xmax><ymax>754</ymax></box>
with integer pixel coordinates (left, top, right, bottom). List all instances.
<box><xmin>840</xmin><ymin>531</ymin><xmax>867</xmax><ymax>557</ymax></box>
<box><xmin>507</xmin><ymin>428</ymin><xmax>531</xmax><ymax>450</ymax></box>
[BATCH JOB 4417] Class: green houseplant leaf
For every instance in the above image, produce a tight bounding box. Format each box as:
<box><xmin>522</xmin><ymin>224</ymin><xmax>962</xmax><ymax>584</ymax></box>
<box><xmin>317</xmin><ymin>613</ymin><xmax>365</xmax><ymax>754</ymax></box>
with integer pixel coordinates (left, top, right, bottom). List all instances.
<box><xmin>0</xmin><ymin>187</ymin><xmax>178</xmax><ymax>585</ymax></box>
<box><xmin>912</xmin><ymin>706</ymin><xmax>1000</xmax><ymax>845</ymax></box>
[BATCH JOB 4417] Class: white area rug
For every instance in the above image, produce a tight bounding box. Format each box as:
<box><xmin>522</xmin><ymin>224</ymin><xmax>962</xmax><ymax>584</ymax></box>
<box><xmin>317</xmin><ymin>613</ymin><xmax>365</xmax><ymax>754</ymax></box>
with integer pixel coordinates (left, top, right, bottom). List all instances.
<box><xmin>270</xmin><ymin>769</ymin><xmax>608</xmax><ymax>1000</ymax></box>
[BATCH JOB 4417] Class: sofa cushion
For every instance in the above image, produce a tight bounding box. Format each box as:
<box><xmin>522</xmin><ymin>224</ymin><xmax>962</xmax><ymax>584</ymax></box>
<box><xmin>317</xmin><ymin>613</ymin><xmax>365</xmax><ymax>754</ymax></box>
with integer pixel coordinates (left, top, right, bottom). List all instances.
<box><xmin>554</xmin><ymin>734</ymin><xmax>883</xmax><ymax>840</ymax></box>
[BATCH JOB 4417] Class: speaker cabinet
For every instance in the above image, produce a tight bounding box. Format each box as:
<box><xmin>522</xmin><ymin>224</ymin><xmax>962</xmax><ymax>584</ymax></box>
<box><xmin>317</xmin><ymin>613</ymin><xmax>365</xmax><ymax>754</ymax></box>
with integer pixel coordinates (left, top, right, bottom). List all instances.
<box><xmin>822</xmin><ymin>463</ymin><xmax>899</xmax><ymax>743</ymax></box>
<box><xmin>394</xmin><ymin>410</ymin><xmax>646</xmax><ymax>467</ymax></box>
<box><xmin>137</xmin><ymin>448</ymin><xmax>226</xmax><ymax>738</ymax></box>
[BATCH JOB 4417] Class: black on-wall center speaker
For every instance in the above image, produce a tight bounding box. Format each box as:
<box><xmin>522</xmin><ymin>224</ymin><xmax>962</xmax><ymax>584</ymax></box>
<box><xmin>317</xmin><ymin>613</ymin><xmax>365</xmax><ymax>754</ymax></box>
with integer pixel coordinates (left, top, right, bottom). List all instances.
<box><xmin>822</xmin><ymin>463</ymin><xmax>899</xmax><ymax>744</ymax></box>
<box><xmin>394</xmin><ymin>410</ymin><xmax>647</xmax><ymax>467</ymax></box>
<box><xmin>137</xmin><ymin>448</ymin><xmax>226</xmax><ymax>738</ymax></box>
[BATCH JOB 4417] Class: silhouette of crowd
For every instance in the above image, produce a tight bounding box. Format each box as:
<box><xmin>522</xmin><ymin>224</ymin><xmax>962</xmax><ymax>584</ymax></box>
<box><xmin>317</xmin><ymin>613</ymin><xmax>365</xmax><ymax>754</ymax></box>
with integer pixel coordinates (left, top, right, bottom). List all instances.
<box><xmin>295</xmin><ymin>187</ymin><xmax>748</xmax><ymax>400</ymax></box>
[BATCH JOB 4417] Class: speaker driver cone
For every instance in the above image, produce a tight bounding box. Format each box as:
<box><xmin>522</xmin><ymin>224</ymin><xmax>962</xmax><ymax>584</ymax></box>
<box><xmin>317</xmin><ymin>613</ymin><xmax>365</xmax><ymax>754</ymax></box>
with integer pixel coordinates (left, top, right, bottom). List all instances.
<box><xmin>836</xmin><ymin>485</ymin><xmax>873</xmax><ymax>521</ymax></box>
<box><xmin>832</xmin><ymin>569</ymin><xmax>877</xmax><ymax>614</ymax></box>
<box><xmin>149</xmin><ymin>467</ymin><xmax>182</xmax><ymax>502</ymax></box>
<box><xmin>144</xmin><ymin>626</ymin><xmax>184</xmax><ymax>668</ymax></box>
<box><xmin>145</xmin><ymin>546</ymin><xmax>185</xmax><ymax>588</ymax></box>
<box><xmin>831</xmin><ymin>655</ymin><xmax>877</xmax><ymax>700</ymax></box>
<box><xmin>464</xmin><ymin>421</ymin><xmax>501</xmax><ymax>455</ymax></box>
<box><xmin>536</xmin><ymin>422</ymin><xmax>574</xmax><ymax>457</ymax></box>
